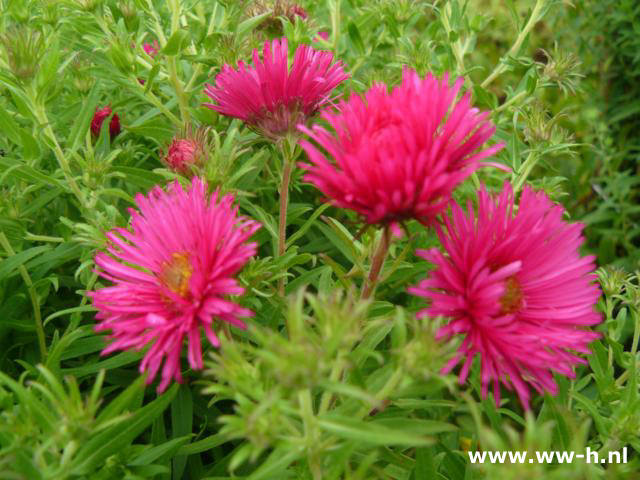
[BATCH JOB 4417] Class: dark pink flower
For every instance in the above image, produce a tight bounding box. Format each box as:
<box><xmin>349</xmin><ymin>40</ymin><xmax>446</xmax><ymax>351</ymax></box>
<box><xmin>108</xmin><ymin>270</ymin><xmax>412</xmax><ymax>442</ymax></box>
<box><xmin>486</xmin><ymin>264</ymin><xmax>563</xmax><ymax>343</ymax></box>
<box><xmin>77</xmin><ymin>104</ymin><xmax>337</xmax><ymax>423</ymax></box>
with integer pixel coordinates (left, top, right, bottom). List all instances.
<box><xmin>143</xmin><ymin>40</ymin><xmax>159</xmax><ymax>57</ymax></box>
<box><xmin>299</xmin><ymin>69</ymin><xmax>504</xmax><ymax>226</ymax></box>
<box><xmin>91</xmin><ymin>106</ymin><xmax>121</xmax><ymax>139</ymax></box>
<box><xmin>204</xmin><ymin>37</ymin><xmax>348</xmax><ymax>140</ymax></box>
<box><xmin>314</xmin><ymin>31</ymin><xmax>329</xmax><ymax>42</ymax></box>
<box><xmin>408</xmin><ymin>183</ymin><xmax>602</xmax><ymax>409</ymax></box>
<box><xmin>89</xmin><ymin>178</ymin><xmax>261</xmax><ymax>392</ymax></box>
<box><xmin>291</xmin><ymin>5</ymin><xmax>308</xmax><ymax>19</ymax></box>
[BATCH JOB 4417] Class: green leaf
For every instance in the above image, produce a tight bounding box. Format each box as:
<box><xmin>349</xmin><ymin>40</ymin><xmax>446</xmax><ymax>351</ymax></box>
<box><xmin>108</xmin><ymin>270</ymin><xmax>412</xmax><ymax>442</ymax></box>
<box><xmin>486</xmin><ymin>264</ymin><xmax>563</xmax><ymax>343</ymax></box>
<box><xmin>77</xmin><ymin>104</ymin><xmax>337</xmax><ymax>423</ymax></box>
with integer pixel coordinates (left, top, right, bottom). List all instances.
<box><xmin>162</xmin><ymin>30</ymin><xmax>190</xmax><ymax>56</ymax></box>
<box><xmin>71</xmin><ymin>384</ymin><xmax>179</xmax><ymax>475</ymax></box>
<box><xmin>113</xmin><ymin>166</ymin><xmax>166</xmax><ymax>190</ymax></box>
<box><xmin>348</xmin><ymin>22</ymin><xmax>365</xmax><ymax>54</ymax></box>
<box><xmin>0</xmin><ymin>103</ymin><xmax>23</xmax><ymax>146</ymax></box>
<box><xmin>129</xmin><ymin>435</ymin><xmax>192</xmax><ymax>466</ymax></box>
<box><xmin>0</xmin><ymin>245</ymin><xmax>52</xmax><ymax>281</ymax></box>
<box><xmin>318</xmin><ymin>414</ymin><xmax>434</xmax><ymax>446</ymax></box>
<box><xmin>176</xmin><ymin>433</ymin><xmax>230</xmax><ymax>455</ymax></box>
<box><xmin>236</xmin><ymin>12</ymin><xmax>272</xmax><ymax>36</ymax></box>
<box><xmin>67</xmin><ymin>82</ymin><xmax>101</xmax><ymax>155</ymax></box>
<box><xmin>246</xmin><ymin>443</ymin><xmax>304</xmax><ymax>480</ymax></box>
<box><xmin>171</xmin><ymin>385</ymin><xmax>193</xmax><ymax>479</ymax></box>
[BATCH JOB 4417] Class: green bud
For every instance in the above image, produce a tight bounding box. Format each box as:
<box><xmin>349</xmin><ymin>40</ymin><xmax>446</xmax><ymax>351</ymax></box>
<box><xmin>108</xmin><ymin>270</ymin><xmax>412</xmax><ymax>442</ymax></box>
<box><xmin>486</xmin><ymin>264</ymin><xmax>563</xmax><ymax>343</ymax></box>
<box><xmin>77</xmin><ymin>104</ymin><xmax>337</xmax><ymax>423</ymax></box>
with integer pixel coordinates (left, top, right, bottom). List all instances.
<box><xmin>107</xmin><ymin>39</ymin><xmax>134</xmax><ymax>75</ymax></box>
<box><xmin>0</xmin><ymin>28</ymin><xmax>46</xmax><ymax>81</ymax></box>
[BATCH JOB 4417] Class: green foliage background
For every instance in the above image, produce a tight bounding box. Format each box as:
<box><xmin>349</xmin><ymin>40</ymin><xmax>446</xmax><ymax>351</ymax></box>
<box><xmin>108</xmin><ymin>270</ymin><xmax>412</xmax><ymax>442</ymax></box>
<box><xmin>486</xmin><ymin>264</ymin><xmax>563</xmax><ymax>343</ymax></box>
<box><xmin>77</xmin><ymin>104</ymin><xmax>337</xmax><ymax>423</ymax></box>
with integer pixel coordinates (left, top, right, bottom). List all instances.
<box><xmin>0</xmin><ymin>0</ymin><xmax>639</xmax><ymax>479</ymax></box>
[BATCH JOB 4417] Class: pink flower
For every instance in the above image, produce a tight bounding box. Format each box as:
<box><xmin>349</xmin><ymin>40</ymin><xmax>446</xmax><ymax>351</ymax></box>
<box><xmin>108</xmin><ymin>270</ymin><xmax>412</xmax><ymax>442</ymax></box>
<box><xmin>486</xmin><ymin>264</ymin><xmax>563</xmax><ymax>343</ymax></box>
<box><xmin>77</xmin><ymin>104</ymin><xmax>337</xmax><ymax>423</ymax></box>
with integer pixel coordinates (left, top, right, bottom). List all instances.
<box><xmin>299</xmin><ymin>69</ymin><xmax>504</xmax><ymax>226</ymax></box>
<box><xmin>314</xmin><ymin>31</ymin><xmax>329</xmax><ymax>42</ymax></box>
<box><xmin>291</xmin><ymin>5</ymin><xmax>308</xmax><ymax>19</ymax></box>
<box><xmin>408</xmin><ymin>183</ymin><xmax>602</xmax><ymax>408</ymax></box>
<box><xmin>143</xmin><ymin>40</ymin><xmax>159</xmax><ymax>57</ymax></box>
<box><xmin>91</xmin><ymin>106</ymin><xmax>121</xmax><ymax>139</ymax></box>
<box><xmin>88</xmin><ymin>178</ymin><xmax>261</xmax><ymax>392</ymax></box>
<box><xmin>204</xmin><ymin>38</ymin><xmax>348</xmax><ymax>140</ymax></box>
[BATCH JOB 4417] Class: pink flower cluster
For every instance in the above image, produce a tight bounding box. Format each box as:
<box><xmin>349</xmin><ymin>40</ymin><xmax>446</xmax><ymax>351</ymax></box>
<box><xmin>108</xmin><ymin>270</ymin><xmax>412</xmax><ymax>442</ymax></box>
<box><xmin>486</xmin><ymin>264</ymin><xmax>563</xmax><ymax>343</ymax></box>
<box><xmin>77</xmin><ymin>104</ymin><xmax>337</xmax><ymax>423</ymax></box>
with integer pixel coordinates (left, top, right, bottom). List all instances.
<box><xmin>88</xmin><ymin>34</ymin><xmax>601</xmax><ymax>406</ymax></box>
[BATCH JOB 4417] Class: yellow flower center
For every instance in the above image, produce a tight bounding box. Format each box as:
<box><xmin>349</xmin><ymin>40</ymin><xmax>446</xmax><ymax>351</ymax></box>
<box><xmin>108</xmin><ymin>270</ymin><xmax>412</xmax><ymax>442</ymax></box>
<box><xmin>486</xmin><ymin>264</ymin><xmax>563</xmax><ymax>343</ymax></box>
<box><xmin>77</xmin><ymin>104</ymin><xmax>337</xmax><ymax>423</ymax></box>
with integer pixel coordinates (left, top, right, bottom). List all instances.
<box><xmin>499</xmin><ymin>276</ymin><xmax>523</xmax><ymax>314</ymax></box>
<box><xmin>159</xmin><ymin>252</ymin><xmax>193</xmax><ymax>297</ymax></box>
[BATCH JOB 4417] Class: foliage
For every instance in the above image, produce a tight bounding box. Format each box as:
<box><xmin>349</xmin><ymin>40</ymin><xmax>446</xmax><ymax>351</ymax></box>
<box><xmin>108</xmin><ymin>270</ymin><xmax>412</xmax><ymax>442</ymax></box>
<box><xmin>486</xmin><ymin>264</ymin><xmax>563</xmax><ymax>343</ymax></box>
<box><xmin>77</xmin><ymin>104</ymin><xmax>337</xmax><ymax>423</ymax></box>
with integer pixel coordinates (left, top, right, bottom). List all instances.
<box><xmin>0</xmin><ymin>0</ymin><xmax>638</xmax><ymax>479</ymax></box>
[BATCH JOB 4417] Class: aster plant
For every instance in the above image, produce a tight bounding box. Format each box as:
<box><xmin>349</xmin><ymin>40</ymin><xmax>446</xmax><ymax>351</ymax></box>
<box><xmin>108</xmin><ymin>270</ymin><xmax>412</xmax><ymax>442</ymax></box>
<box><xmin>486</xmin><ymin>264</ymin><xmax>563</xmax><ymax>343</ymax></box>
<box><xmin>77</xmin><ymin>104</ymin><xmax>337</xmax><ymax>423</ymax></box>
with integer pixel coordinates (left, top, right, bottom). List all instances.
<box><xmin>88</xmin><ymin>178</ymin><xmax>260</xmax><ymax>392</ymax></box>
<box><xmin>204</xmin><ymin>37</ymin><xmax>348</xmax><ymax>294</ymax></box>
<box><xmin>409</xmin><ymin>183</ymin><xmax>602</xmax><ymax>408</ymax></box>
<box><xmin>299</xmin><ymin>69</ymin><xmax>504</xmax><ymax>298</ymax></box>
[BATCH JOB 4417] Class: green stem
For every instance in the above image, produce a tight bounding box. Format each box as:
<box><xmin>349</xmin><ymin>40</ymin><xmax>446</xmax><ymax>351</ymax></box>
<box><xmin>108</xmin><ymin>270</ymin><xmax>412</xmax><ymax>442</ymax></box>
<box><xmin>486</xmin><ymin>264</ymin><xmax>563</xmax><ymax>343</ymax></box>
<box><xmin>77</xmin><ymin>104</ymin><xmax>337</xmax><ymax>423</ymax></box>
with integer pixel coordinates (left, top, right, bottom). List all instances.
<box><xmin>361</xmin><ymin>226</ymin><xmax>391</xmax><ymax>300</ymax></box>
<box><xmin>441</xmin><ymin>3</ymin><xmax>465</xmax><ymax>73</ymax></box>
<box><xmin>34</xmin><ymin>105</ymin><xmax>87</xmax><ymax>208</ymax></box>
<box><xmin>318</xmin><ymin>359</ymin><xmax>344</xmax><ymax>415</ymax></box>
<box><xmin>277</xmin><ymin>146</ymin><xmax>295</xmax><ymax>296</ymax></box>
<box><xmin>167</xmin><ymin>0</ymin><xmax>190</xmax><ymax>125</ymax></box>
<box><xmin>630</xmin><ymin>306</ymin><xmax>640</xmax><ymax>357</ymax></box>
<box><xmin>24</xmin><ymin>233</ymin><xmax>64</xmax><ymax>243</ymax></box>
<box><xmin>136</xmin><ymin>81</ymin><xmax>182</xmax><ymax>127</ymax></box>
<box><xmin>167</xmin><ymin>58</ymin><xmax>190</xmax><ymax>125</ymax></box>
<box><xmin>0</xmin><ymin>232</ymin><xmax>46</xmax><ymax>360</ymax></box>
<box><xmin>513</xmin><ymin>151</ymin><xmax>539</xmax><ymax>194</ymax></box>
<box><xmin>330</xmin><ymin>0</ymin><xmax>341</xmax><ymax>57</ymax></box>
<box><xmin>298</xmin><ymin>390</ymin><xmax>322</xmax><ymax>480</ymax></box>
<box><xmin>494</xmin><ymin>90</ymin><xmax>528</xmax><ymax>113</ymax></box>
<box><xmin>481</xmin><ymin>0</ymin><xmax>546</xmax><ymax>88</ymax></box>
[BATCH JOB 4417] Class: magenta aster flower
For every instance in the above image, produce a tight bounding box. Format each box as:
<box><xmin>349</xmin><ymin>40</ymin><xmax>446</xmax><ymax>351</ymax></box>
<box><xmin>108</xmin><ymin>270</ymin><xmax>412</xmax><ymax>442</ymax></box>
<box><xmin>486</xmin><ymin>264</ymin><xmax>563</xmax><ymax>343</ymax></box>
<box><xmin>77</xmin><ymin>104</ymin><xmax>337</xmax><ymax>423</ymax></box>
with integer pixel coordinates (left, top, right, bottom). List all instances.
<box><xmin>91</xmin><ymin>106</ymin><xmax>121</xmax><ymax>139</ymax></box>
<box><xmin>408</xmin><ymin>183</ymin><xmax>602</xmax><ymax>408</ymax></box>
<box><xmin>88</xmin><ymin>178</ymin><xmax>261</xmax><ymax>392</ymax></box>
<box><xmin>143</xmin><ymin>40</ymin><xmax>159</xmax><ymax>57</ymax></box>
<box><xmin>299</xmin><ymin>69</ymin><xmax>504</xmax><ymax>226</ymax></box>
<box><xmin>203</xmin><ymin>37</ymin><xmax>348</xmax><ymax>140</ymax></box>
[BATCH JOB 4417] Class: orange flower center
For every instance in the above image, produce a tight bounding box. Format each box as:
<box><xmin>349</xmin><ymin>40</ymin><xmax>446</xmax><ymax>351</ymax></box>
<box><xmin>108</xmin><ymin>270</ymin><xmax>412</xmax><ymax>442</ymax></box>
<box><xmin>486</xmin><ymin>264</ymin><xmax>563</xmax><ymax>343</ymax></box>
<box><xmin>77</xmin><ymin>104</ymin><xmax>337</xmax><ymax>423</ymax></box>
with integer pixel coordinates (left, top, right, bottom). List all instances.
<box><xmin>499</xmin><ymin>276</ymin><xmax>523</xmax><ymax>314</ymax></box>
<box><xmin>159</xmin><ymin>252</ymin><xmax>193</xmax><ymax>297</ymax></box>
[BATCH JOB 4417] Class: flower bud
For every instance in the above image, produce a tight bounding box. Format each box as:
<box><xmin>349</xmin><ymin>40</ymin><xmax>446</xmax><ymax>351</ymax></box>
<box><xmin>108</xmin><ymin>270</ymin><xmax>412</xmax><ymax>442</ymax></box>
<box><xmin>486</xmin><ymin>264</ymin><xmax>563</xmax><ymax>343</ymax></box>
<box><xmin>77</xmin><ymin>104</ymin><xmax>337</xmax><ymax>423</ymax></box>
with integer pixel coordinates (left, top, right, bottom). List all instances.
<box><xmin>163</xmin><ymin>128</ymin><xmax>209</xmax><ymax>174</ymax></box>
<box><xmin>1</xmin><ymin>28</ymin><xmax>45</xmax><ymax>81</ymax></box>
<box><xmin>91</xmin><ymin>106</ymin><xmax>121</xmax><ymax>139</ymax></box>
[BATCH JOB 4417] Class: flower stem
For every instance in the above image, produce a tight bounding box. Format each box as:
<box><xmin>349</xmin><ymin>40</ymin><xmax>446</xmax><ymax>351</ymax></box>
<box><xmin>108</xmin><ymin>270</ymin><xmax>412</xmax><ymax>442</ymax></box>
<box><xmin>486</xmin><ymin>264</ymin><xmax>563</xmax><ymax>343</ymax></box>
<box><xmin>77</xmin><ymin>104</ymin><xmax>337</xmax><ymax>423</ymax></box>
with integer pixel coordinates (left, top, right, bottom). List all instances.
<box><xmin>277</xmin><ymin>144</ymin><xmax>295</xmax><ymax>296</ymax></box>
<box><xmin>166</xmin><ymin>0</ymin><xmax>190</xmax><ymax>125</ymax></box>
<box><xmin>33</xmin><ymin>100</ymin><xmax>87</xmax><ymax>209</ymax></box>
<box><xmin>361</xmin><ymin>226</ymin><xmax>391</xmax><ymax>300</ymax></box>
<box><xmin>0</xmin><ymin>231</ymin><xmax>46</xmax><ymax>360</ymax></box>
<box><xmin>481</xmin><ymin>0</ymin><xmax>547</xmax><ymax>88</ymax></box>
<box><xmin>298</xmin><ymin>389</ymin><xmax>322</xmax><ymax>480</ymax></box>
<box><xmin>513</xmin><ymin>151</ymin><xmax>539</xmax><ymax>193</ymax></box>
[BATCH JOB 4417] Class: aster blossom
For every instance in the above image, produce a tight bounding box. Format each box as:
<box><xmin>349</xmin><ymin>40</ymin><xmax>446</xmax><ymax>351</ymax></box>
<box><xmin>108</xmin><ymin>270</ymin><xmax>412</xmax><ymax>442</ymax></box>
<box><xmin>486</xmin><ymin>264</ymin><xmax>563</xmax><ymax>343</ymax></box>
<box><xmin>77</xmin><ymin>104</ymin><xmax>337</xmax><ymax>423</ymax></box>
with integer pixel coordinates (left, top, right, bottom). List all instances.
<box><xmin>203</xmin><ymin>37</ymin><xmax>348</xmax><ymax>140</ymax></box>
<box><xmin>89</xmin><ymin>178</ymin><xmax>261</xmax><ymax>392</ymax></box>
<box><xmin>143</xmin><ymin>40</ymin><xmax>159</xmax><ymax>57</ymax></box>
<box><xmin>299</xmin><ymin>69</ymin><xmax>504</xmax><ymax>226</ymax></box>
<box><xmin>408</xmin><ymin>183</ymin><xmax>602</xmax><ymax>408</ymax></box>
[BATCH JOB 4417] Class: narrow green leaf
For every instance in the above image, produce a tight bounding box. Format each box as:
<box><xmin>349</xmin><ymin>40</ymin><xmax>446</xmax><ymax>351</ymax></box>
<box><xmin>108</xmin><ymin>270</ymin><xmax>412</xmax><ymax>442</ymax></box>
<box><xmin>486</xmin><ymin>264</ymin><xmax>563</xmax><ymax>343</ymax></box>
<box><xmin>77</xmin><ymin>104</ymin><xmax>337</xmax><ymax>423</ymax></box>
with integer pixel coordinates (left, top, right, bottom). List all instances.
<box><xmin>0</xmin><ymin>246</ymin><xmax>52</xmax><ymax>281</ymax></box>
<box><xmin>71</xmin><ymin>384</ymin><xmax>178</xmax><ymax>475</ymax></box>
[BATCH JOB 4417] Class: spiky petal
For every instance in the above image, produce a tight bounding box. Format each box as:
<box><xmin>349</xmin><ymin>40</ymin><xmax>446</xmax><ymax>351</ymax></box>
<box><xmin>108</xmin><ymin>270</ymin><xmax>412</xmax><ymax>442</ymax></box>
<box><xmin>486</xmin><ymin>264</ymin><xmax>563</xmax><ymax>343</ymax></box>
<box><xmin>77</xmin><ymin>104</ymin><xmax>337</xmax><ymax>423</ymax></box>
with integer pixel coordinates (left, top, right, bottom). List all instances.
<box><xmin>88</xmin><ymin>178</ymin><xmax>261</xmax><ymax>392</ymax></box>
<box><xmin>409</xmin><ymin>183</ymin><xmax>602</xmax><ymax>409</ymax></box>
<box><xmin>299</xmin><ymin>69</ymin><xmax>504</xmax><ymax>226</ymax></box>
<box><xmin>203</xmin><ymin>37</ymin><xmax>348</xmax><ymax>140</ymax></box>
